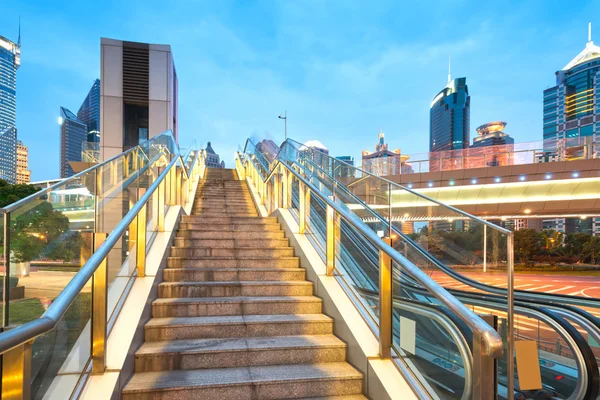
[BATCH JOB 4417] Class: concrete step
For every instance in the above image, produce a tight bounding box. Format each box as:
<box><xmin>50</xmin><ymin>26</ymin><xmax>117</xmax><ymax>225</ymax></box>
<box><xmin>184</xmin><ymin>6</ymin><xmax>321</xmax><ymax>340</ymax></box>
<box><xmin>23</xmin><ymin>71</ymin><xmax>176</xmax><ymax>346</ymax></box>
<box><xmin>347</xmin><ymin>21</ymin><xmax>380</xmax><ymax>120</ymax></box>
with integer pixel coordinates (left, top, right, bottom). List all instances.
<box><xmin>144</xmin><ymin>314</ymin><xmax>333</xmax><ymax>341</ymax></box>
<box><xmin>181</xmin><ymin>216</ymin><xmax>276</xmax><ymax>224</ymax></box>
<box><xmin>152</xmin><ymin>296</ymin><xmax>323</xmax><ymax>317</ymax></box>
<box><xmin>192</xmin><ymin>212</ymin><xmax>259</xmax><ymax>217</ymax></box>
<box><xmin>173</xmin><ymin>238</ymin><xmax>290</xmax><ymax>249</ymax></box>
<box><xmin>135</xmin><ymin>335</ymin><xmax>346</xmax><ymax>372</ymax></box>
<box><xmin>178</xmin><ymin>223</ymin><xmax>281</xmax><ymax>232</ymax></box>
<box><xmin>163</xmin><ymin>268</ymin><xmax>306</xmax><ymax>282</ymax></box>
<box><xmin>158</xmin><ymin>280</ymin><xmax>313</xmax><ymax>298</ymax></box>
<box><xmin>122</xmin><ymin>362</ymin><xmax>363</xmax><ymax>400</ymax></box>
<box><xmin>167</xmin><ymin>257</ymin><xmax>300</xmax><ymax>269</ymax></box>
<box><xmin>193</xmin><ymin>200</ymin><xmax>254</xmax><ymax>206</ymax></box>
<box><xmin>299</xmin><ymin>396</ymin><xmax>369</xmax><ymax>400</ymax></box>
<box><xmin>170</xmin><ymin>247</ymin><xmax>295</xmax><ymax>258</ymax></box>
<box><xmin>176</xmin><ymin>230</ymin><xmax>285</xmax><ymax>240</ymax></box>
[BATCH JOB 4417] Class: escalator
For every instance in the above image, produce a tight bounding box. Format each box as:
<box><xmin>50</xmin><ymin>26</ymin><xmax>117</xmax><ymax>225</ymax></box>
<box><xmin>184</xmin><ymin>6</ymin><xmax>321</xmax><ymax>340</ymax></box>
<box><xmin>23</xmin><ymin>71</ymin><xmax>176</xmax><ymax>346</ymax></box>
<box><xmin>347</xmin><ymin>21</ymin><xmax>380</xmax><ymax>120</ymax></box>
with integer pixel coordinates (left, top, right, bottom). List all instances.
<box><xmin>241</xmin><ymin>138</ymin><xmax>600</xmax><ymax>399</ymax></box>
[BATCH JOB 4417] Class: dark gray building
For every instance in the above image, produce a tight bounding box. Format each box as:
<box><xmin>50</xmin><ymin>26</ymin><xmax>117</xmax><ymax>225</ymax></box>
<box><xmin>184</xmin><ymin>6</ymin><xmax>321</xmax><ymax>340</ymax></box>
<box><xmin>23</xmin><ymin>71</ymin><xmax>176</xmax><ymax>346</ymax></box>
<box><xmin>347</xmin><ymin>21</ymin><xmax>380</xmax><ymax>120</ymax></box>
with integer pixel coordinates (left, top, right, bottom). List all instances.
<box><xmin>429</xmin><ymin>77</ymin><xmax>470</xmax><ymax>153</ymax></box>
<box><xmin>59</xmin><ymin>107</ymin><xmax>87</xmax><ymax>178</ymax></box>
<box><xmin>78</xmin><ymin>79</ymin><xmax>100</xmax><ymax>143</ymax></box>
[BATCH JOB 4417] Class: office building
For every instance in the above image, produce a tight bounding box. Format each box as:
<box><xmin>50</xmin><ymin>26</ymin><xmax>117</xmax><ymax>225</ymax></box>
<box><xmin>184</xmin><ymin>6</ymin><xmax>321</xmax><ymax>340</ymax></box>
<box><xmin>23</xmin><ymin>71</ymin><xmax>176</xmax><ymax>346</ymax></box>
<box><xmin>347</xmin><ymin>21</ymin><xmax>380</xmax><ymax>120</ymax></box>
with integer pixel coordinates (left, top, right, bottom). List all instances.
<box><xmin>205</xmin><ymin>142</ymin><xmax>225</xmax><ymax>168</ymax></box>
<box><xmin>0</xmin><ymin>33</ymin><xmax>20</xmax><ymax>183</ymax></box>
<box><xmin>100</xmin><ymin>38</ymin><xmax>178</xmax><ymax>161</ymax></box>
<box><xmin>430</xmin><ymin>72</ymin><xmax>470</xmax><ymax>171</ymax></box>
<box><xmin>0</xmin><ymin>126</ymin><xmax>17</xmax><ymax>183</ymax></box>
<box><xmin>335</xmin><ymin>155</ymin><xmax>355</xmax><ymax>178</ymax></box>
<box><xmin>543</xmin><ymin>23</ymin><xmax>600</xmax><ymax>234</ymax></box>
<box><xmin>59</xmin><ymin>107</ymin><xmax>87</xmax><ymax>178</ymax></box>
<box><xmin>16</xmin><ymin>140</ymin><xmax>30</xmax><ymax>184</ymax></box>
<box><xmin>362</xmin><ymin>130</ymin><xmax>411</xmax><ymax>176</ymax></box>
<box><xmin>472</xmin><ymin>121</ymin><xmax>514</xmax><ymax>147</ymax></box>
<box><xmin>543</xmin><ymin>23</ymin><xmax>600</xmax><ymax>151</ymax></box>
<box><xmin>78</xmin><ymin>79</ymin><xmax>101</xmax><ymax>143</ymax></box>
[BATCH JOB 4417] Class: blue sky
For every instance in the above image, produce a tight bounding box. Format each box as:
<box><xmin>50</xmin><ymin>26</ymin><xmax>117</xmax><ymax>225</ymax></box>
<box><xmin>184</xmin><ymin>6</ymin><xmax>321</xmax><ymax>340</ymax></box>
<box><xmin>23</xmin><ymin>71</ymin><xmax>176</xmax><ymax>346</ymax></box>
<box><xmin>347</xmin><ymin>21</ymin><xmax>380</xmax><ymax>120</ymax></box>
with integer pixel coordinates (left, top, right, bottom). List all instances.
<box><xmin>4</xmin><ymin>0</ymin><xmax>600</xmax><ymax>181</ymax></box>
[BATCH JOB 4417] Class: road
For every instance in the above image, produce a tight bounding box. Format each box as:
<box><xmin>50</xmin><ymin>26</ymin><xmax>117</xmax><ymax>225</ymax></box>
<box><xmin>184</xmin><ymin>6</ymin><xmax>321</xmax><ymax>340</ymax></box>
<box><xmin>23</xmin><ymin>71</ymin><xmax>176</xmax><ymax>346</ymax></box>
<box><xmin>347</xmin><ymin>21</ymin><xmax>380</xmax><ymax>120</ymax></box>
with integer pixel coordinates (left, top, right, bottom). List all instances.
<box><xmin>426</xmin><ymin>269</ymin><xmax>600</xmax><ymax>360</ymax></box>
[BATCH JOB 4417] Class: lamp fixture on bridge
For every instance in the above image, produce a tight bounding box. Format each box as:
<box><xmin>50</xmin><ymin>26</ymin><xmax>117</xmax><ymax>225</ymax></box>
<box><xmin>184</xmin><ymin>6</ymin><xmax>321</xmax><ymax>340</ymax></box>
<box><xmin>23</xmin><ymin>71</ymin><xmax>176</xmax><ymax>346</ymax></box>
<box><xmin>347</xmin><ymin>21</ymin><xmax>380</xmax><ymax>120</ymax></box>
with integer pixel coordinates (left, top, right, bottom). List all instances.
<box><xmin>519</xmin><ymin>175</ymin><xmax>526</xmax><ymax>181</ymax></box>
<box><xmin>494</xmin><ymin>177</ymin><xmax>501</xmax><ymax>183</ymax></box>
<box><xmin>524</xmin><ymin>209</ymin><xmax>531</xmax><ymax>214</ymax></box>
<box><xmin>471</xmin><ymin>179</ymin><xmax>477</xmax><ymax>184</ymax></box>
<box><xmin>572</xmin><ymin>172</ymin><xmax>580</xmax><ymax>178</ymax></box>
<box><xmin>545</xmin><ymin>174</ymin><xmax>552</xmax><ymax>179</ymax></box>
<box><xmin>428</xmin><ymin>182</ymin><xmax>434</xmax><ymax>187</ymax></box>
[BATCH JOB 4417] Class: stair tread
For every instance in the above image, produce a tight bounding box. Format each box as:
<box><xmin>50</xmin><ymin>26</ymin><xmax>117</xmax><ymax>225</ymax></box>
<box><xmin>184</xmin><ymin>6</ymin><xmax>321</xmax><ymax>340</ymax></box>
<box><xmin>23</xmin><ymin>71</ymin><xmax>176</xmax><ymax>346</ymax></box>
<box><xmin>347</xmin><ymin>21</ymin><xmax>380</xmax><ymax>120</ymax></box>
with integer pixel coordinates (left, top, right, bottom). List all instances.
<box><xmin>123</xmin><ymin>362</ymin><xmax>362</xmax><ymax>393</ymax></box>
<box><xmin>146</xmin><ymin>314</ymin><xmax>332</xmax><ymax>328</ymax></box>
<box><xmin>165</xmin><ymin>267</ymin><xmax>305</xmax><ymax>273</ymax></box>
<box><xmin>136</xmin><ymin>334</ymin><xmax>345</xmax><ymax>356</ymax></box>
<box><xmin>160</xmin><ymin>280</ymin><xmax>311</xmax><ymax>285</ymax></box>
<box><xmin>168</xmin><ymin>256</ymin><xmax>298</xmax><ymax>260</ymax></box>
<box><xmin>153</xmin><ymin>295</ymin><xmax>322</xmax><ymax>305</ymax></box>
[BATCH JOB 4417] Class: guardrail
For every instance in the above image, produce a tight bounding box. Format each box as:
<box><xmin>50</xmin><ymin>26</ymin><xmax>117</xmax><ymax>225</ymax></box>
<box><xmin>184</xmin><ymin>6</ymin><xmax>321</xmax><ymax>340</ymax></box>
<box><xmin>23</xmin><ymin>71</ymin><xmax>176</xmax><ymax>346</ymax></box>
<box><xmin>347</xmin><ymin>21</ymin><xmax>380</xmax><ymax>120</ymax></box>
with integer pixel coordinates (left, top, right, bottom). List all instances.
<box><xmin>237</xmin><ymin>138</ymin><xmax>506</xmax><ymax>399</ymax></box>
<box><xmin>0</xmin><ymin>131</ymin><xmax>205</xmax><ymax>399</ymax></box>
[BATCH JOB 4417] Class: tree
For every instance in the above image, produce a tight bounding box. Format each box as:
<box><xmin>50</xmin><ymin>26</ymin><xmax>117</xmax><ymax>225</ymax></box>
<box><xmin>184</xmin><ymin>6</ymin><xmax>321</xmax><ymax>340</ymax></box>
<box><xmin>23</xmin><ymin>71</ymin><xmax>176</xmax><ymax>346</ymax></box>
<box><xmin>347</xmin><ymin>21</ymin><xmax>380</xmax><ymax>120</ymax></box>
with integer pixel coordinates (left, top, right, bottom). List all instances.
<box><xmin>0</xmin><ymin>179</ymin><xmax>39</xmax><ymax>208</ymax></box>
<box><xmin>540</xmin><ymin>229</ymin><xmax>564</xmax><ymax>254</ymax></box>
<box><xmin>11</xmin><ymin>203</ymin><xmax>81</xmax><ymax>263</ymax></box>
<box><xmin>582</xmin><ymin>236</ymin><xmax>600</xmax><ymax>264</ymax></box>
<box><xmin>564</xmin><ymin>232</ymin><xmax>591</xmax><ymax>261</ymax></box>
<box><xmin>514</xmin><ymin>229</ymin><xmax>544</xmax><ymax>265</ymax></box>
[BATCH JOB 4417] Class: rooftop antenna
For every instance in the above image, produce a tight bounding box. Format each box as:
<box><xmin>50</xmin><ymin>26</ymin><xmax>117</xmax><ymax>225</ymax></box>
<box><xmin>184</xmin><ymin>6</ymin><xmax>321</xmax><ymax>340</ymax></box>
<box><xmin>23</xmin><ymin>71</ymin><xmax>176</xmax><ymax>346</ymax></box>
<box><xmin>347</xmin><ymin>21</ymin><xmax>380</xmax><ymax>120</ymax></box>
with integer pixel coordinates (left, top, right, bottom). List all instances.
<box><xmin>18</xmin><ymin>16</ymin><xmax>21</xmax><ymax>46</ymax></box>
<box><xmin>588</xmin><ymin>21</ymin><xmax>593</xmax><ymax>44</ymax></box>
<box><xmin>447</xmin><ymin>54</ymin><xmax>452</xmax><ymax>85</ymax></box>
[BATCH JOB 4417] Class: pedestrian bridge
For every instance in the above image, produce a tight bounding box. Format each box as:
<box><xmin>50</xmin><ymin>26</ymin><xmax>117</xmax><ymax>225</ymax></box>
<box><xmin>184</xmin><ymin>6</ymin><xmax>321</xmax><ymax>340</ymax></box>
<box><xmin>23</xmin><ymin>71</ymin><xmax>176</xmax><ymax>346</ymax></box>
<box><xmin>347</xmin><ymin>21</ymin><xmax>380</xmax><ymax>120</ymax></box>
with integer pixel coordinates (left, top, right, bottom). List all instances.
<box><xmin>0</xmin><ymin>133</ymin><xmax>598</xmax><ymax>400</ymax></box>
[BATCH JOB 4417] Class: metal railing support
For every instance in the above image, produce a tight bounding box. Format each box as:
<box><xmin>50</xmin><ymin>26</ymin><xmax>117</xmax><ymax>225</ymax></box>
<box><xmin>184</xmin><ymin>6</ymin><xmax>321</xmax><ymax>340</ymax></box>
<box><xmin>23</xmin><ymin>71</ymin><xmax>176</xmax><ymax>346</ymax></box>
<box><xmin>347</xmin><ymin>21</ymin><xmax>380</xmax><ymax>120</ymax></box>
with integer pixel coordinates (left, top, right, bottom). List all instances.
<box><xmin>326</xmin><ymin>202</ymin><xmax>335</xmax><ymax>276</ymax></box>
<box><xmin>299</xmin><ymin>182</ymin><xmax>309</xmax><ymax>234</ymax></box>
<box><xmin>157</xmin><ymin>168</ymin><xmax>165</xmax><ymax>232</ymax></box>
<box><xmin>472</xmin><ymin>314</ymin><xmax>498</xmax><ymax>399</ymax></box>
<box><xmin>282</xmin><ymin>169</ymin><xmax>289</xmax><ymax>208</ymax></box>
<box><xmin>273</xmin><ymin>172</ymin><xmax>280</xmax><ymax>210</ymax></box>
<box><xmin>176</xmin><ymin>166</ymin><xmax>183</xmax><ymax>206</ymax></box>
<box><xmin>91</xmin><ymin>232</ymin><xmax>108</xmax><ymax>374</ymax></box>
<box><xmin>136</xmin><ymin>200</ymin><xmax>147</xmax><ymax>278</ymax></box>
<box><xmin>507</xmin><ymin>232</ymin><xmax>515</xmax><ymax>397</ymax></box>
<box><xmin>170</xmin><ymin>167</ymin><xmax>177</xmax><ymax>206</ymax></box>
<box><xmin>1</xmin><ymin>339</ymin><xmax>32</xmax><ymax>400</ymax></box>
<box><xmin>379</xmin><ymin>237</ymin><xmax>393</xmax><ymax>358</ymax></box>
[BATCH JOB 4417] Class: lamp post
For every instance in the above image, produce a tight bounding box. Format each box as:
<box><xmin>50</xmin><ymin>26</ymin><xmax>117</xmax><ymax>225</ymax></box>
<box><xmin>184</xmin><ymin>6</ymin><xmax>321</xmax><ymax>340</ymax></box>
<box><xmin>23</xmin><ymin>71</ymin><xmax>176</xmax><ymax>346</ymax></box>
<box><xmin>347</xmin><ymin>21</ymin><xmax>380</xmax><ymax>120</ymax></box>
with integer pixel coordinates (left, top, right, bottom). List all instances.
<box><xmin>278</xmin><ymin>111</ymin><xmax>287</xmax><ymax>141</ymax></box>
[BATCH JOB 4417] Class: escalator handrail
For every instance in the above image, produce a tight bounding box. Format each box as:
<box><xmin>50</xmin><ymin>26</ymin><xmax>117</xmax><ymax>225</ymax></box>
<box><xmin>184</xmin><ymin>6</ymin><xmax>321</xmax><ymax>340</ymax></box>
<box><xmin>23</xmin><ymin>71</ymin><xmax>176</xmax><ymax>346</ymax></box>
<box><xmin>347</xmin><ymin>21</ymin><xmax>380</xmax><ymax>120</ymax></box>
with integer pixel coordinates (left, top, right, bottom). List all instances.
<box><xmin>240</xmin><ymin>145</ymin><xmax>505</xmax><ymax>359</ymax></box>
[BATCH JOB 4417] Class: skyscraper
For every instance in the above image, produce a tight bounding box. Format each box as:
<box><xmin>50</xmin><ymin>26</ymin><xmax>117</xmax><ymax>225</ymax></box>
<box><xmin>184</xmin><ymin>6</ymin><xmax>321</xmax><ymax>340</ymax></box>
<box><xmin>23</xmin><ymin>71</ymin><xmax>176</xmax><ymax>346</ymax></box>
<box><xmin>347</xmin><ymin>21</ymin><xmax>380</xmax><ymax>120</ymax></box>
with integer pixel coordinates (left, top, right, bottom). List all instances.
<box><xmin>0</xmin><ymin>33</ymin><xmax>21</xmax><ymax>183</ymax></box>
<box><xmin>0</xmin><ymin>127</ymin><xmax>17</xmax><ymax>183</ymax></box>
<box><xmin>16</xmin><ymin>140</ymin><xmax>30</xmax><ymax>184</ymax></box>
<box><xmin>78</xmin><ymin>79</ymin><xmax>100</xmax><ymax>143</ymax></box>
<box><xmin>543</xmin><ymin>23</ymin><xmax>600</xmax><ymax>234</ymax></box>
<box><xmin>472</xmin><ymin>121</ymin><xmax>514</xmax><ymax>148</ymax></box>
<box><xmin>59</xmin><ymin>107</ymin><xmax>87</xmax><ymax>178</ymax></box>
<box><xmin>430</xmin><ymin>76</ymin><xmax>470</xmax><ymax>154</ymax></box>
<box><xmin>543</xmin><ymin>23</ymin><xmax>600</xmax><ymax>151</ymax></box>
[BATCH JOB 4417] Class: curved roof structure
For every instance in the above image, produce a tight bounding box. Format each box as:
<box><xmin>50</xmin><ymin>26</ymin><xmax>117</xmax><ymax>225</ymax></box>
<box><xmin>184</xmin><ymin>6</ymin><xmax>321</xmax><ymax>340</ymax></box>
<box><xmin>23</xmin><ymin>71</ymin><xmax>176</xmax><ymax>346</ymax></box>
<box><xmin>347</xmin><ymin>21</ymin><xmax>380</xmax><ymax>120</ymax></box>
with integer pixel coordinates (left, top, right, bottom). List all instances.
<box><xmin>302</xmin><ymin>140</ymin><xmax>328</xmax><ymax>151</ymax></box>
<box><xmin>563</xmin><ymin>24</ymin><xmax>600</xmax><ymax>70</ymax></box>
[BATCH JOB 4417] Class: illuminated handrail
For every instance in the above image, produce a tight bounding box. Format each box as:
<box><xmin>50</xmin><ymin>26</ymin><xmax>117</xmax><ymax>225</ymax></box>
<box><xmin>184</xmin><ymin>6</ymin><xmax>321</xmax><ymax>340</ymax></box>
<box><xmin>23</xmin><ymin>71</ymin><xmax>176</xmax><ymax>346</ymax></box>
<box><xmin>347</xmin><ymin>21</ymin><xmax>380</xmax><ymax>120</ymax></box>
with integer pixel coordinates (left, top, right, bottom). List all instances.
<box><xmin>238</xmin><ymin>142</ymin><xmax>504</xmax><ymax>358</ymax></box>
<box><xmin>0</xmin><ymin>132</ymin><xmax>204</xmax><ymax>399</ymax></box>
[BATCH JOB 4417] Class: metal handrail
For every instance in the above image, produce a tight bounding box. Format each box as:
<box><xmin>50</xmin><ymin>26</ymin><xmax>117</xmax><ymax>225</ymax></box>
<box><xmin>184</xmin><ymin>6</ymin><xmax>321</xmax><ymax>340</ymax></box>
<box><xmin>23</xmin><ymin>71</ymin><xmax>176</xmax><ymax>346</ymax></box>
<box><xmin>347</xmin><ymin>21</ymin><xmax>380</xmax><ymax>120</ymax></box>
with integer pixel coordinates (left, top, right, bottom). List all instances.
<box><xmin>240</xmin><ymin>150</ymin><xmax>504</xmax><ymax>359</ymax></box>
<box><xmin>0</xmin><ymin>130</ymin><xmax>176</xmax><ymax>214</ymax></box>
<box><xmin>0</xmin><ymin>151</ymin><xmax>191</xmax><ymax>355</ymax></box>
<box><xmin>282</xmin><ymin>138</ymin><xmax>512</xmax><ymax>235</ymax></box>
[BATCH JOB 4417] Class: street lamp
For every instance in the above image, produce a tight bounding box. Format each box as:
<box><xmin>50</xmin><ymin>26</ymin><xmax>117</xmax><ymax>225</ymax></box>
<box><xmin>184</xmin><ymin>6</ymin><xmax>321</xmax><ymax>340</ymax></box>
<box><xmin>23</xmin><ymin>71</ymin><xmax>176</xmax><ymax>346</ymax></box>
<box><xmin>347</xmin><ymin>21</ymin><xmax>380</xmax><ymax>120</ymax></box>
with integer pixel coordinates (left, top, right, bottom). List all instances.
<box><xmin>278</xmin><ymin>111</ymin><xmax>287</xmax><ymax>141</ymax></box>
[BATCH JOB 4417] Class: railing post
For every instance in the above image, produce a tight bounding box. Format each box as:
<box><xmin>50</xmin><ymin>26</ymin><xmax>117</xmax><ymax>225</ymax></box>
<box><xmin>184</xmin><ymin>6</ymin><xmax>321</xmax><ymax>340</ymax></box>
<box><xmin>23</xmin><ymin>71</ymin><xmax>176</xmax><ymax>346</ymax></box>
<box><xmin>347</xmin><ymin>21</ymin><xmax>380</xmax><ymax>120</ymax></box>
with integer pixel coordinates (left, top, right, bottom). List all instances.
<box><xmin>326</xmin><ymin>201</ymin><xmax>336</xmax><ymax>276</ymax></box>
<box><xmin>282</xmin><ymin>169</ymin><xmax>289</xmax><ymax>208</ymax></box>
<box><xmin>91</xmin><ymin>232</ymin><xmax>108</xmax><ymax>374</ymax></box>
<box><xmin>273</xmin><ymin>172</ymin><xmax>280</xmax><ymax>210</ymax></box>
<box><xmin>260</xmin><ymin>177</ymin><xmax>267</xmax><ymax>206</ymax></box>
<box><xmin>379</xmin><ymin>237</ymin><xmax>392</xmax><ymax>358</ymax></box>
<box><xmin>137</xmin><ymin>199</ymin><xmax>147</xmax><ymax>278</ymax></box>
<box><xmin>472</xmin><ymin>314</ymin><xmax>498</xmax><ymax>399</ymax></box>
<box><xmin>1</xmin><ymin>340</ymin><xmax>32</xmax><ymax>400</ymax></box>
<box><xmin>299</xmin><ymin>182</ymin><xmax>310</xmax><ymax>234</ymax></box>
<box><xmin>3</xmin><ymin>212</ymin><xmax>11</xmax><ymax>327</ymax></box>
<box><xmin>171</xmin><ymin>167</ymin><xmax>177</xmax><ymax>206</ymax></box>
<box><xmin>176</xmin><ymin>166</ymin><xmax>183</xmax><ymax>206</ymax></box>
<box><xmin>157</xmin><ymin>168</ymin><xmax>165</xmax><ymax>232</ymax></box>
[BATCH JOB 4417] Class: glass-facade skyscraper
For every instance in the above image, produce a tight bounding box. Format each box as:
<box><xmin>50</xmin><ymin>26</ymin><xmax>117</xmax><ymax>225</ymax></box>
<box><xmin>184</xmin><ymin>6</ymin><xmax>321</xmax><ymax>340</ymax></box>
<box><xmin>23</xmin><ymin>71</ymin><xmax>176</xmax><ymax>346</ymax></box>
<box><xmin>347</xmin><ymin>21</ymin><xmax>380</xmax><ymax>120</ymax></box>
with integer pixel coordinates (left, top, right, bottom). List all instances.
<box><xmin>543</xmin><ymin>24</ymin><xmax>600</xmax><ymax>150</ymax></box>
<box><xmin>429</xmin><ymin>77</ymin><xmax>470</xmax><ymax>153</ymax></box>
<box><xmin>0</xmin><ymin>33</ymin><xmax>20</xmax><ymax>183</ymax></box>
<box><xmin>59</xmin><ymin>107</ymin><xmax>87</xmax><ymax>178</ymax></box>
<box><xmin>78</xmin><ymin>79</ymin><xmax>100</xmax><ymax>143</ymax></box>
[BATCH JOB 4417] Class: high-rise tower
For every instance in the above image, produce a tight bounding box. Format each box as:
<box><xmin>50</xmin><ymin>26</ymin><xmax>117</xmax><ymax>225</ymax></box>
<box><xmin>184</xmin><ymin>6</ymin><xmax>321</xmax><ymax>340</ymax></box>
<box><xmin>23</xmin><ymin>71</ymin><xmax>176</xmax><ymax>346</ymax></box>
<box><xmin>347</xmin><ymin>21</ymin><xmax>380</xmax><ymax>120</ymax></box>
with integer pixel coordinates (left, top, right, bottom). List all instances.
<box><xmin>78</xmin><ymin>79</ymin><xmax>101</xmax><ymax>143</ymax></box>
<box><xmin>429</xmin><ymin>76</ymin><xmax>470</xmax><ymax>154</ymax></box>
<box><xmin>543</xmin><ymin>22</ymin><xmax>600</xmax><ymax>150</ymax></box>
<box><xmin>0</xmin><ymin>33</ymin><xmax>20</xmax><ymax>183</ymax></box>
<box><xmin>59</xmin><ymin>107</ymin><xmax>87</xmax><ymax>178</ymax></box>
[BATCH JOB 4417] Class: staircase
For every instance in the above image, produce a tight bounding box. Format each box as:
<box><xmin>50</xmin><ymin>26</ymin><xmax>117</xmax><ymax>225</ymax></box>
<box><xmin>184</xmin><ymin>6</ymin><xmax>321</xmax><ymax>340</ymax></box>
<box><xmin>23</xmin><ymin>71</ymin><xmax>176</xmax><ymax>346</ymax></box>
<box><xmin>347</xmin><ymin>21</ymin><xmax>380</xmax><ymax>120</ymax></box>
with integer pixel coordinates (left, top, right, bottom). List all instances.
<box><xmin>122</xmin><ymin>168</ymin><xmax>367</xmax><ymax>399</ymax></box>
